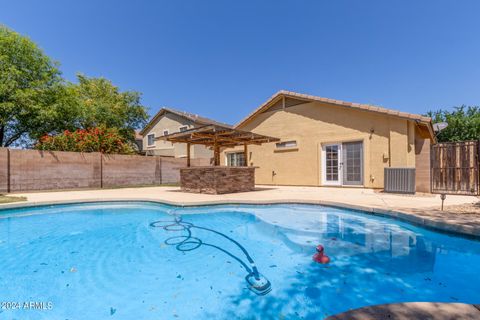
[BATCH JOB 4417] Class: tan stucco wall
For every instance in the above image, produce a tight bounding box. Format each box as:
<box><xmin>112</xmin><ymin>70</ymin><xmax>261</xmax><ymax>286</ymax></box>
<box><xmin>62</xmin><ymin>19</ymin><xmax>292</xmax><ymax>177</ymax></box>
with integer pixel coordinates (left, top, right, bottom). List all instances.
<box><xmin>192</xmin><ymin>144</ymin><xmax>213</xmax><ymax>160</ymax></box>
<box><xmin>222</xmin><ymin>101</ymin><xmax>421</xmax><ymax>189</ymax></box>
<box><xmin>415</xmin><ymin>128</ymin><xmax>431</xmax><ymax>193</ymax></box>
<box><xmin>142</xmin><ymin>113</ymin><xmax>212</xmax><ymax>159</ymax></box>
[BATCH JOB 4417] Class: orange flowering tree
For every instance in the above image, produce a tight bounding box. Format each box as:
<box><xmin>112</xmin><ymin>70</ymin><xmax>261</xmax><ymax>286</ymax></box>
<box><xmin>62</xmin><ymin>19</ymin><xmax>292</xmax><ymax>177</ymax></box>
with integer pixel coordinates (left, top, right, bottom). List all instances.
<box><xmin>35</xmin><ymin>126</ymin><xmax>135</xmax><ymax>154</ymax></box>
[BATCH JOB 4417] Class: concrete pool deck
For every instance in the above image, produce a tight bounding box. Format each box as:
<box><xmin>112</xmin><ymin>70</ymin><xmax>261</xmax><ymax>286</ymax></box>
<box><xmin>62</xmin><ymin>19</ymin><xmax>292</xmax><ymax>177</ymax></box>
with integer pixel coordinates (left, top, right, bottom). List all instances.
<box><xmin>326</xmin><ymin>302</ymin><xmax>480</xmax><ymax>320</ymax></box>
<box><xmin>2</xmin><ymin>185</ymin><xmax>479</xmax><ymax>238</ymax></box>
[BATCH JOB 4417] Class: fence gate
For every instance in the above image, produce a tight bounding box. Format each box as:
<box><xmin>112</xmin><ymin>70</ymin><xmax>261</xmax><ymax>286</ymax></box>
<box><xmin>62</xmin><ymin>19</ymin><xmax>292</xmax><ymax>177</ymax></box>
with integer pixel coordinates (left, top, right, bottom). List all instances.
<box><xmin>431</xmin><ymin>140</ymin><xmax>479</xmax><ymax>195</ymax></box>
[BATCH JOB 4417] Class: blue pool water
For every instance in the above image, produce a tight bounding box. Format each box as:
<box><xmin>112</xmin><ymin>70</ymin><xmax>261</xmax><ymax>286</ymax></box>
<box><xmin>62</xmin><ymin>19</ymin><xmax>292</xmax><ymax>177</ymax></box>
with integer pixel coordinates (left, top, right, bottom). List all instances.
<box><xmin>0</xmin><ymin>202</ymin><xmax>479</xmax><ymax>319</ymax></box>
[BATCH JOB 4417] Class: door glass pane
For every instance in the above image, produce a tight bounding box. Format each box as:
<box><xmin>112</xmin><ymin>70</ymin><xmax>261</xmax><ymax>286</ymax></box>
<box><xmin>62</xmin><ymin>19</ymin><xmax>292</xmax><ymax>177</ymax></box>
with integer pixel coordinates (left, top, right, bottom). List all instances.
<box><xmin>343</xmin><ymin>142</ymin><xmax>363</xmax><ymax>185</ymax></box>
<box><xmin>325</xmin><ymin>145</ymin><xmax>339</xmax><ymax>181</ymax></box>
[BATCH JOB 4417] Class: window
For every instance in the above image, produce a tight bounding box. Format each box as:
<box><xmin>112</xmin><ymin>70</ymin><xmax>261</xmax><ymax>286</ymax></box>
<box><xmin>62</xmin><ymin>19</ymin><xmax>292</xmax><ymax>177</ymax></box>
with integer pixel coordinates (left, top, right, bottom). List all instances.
<box><xmin>226</xmin><ymin>152</ymin><xmax>245</xmax><ymax>167</ymax></box>
<box><xmin>276</xmin><ymin>140</ymin><xmax>297</xmax><ymax>149</ymax></box>
<box><xmin>147</xmin><ymin>133</ymin><xmax>155</xmax><ymax>146</ymax></box>
<box><xmin>179</xmin><ymin>126</ymin><xmax>188</xmax><ymax>132</ymax></box>
<box><xmin>163</xmin><ymin>129</ymin><xmax>169</xmax><ymax>136</ymax></box>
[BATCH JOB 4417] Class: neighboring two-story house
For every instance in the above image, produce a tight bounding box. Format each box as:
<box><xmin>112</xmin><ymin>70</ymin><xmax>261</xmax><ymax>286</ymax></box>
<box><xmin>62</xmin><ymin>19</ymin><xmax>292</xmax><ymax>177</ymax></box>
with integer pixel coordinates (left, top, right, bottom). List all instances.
<box><xmin>140</xmin><ymin>107</ymin><xmax>231</xmax><ymax>159</ymax></box>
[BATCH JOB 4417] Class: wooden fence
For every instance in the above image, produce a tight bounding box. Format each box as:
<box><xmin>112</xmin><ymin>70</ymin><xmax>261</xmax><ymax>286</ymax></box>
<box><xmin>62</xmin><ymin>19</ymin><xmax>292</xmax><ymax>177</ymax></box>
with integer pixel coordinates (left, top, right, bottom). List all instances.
<box><xmin>431</xmin><ymin>140</ymin><xmax>479</xmax><ymax>195</ymax></box>
<box><xmin>0</xmin><ymin>148</ymin><xmax>210</xmax><ymax>193</ymax></box>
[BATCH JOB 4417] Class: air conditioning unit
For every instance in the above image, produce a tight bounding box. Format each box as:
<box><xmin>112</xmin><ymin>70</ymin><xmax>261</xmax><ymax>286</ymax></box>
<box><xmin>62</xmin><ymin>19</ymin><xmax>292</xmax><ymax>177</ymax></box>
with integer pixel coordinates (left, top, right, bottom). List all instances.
<box><xmin>384</xmin><ymin>168</ymin><xmax>416</xmax><ymax>194</ymax></box>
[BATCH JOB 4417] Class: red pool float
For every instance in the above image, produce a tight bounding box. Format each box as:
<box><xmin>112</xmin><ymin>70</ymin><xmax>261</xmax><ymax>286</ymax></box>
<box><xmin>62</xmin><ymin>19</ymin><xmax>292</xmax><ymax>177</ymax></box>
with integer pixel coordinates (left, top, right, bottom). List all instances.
<box><xmin>312</xmin><ymin>244</ymin><xmax>330</xmax><ymax>264</ymax></box>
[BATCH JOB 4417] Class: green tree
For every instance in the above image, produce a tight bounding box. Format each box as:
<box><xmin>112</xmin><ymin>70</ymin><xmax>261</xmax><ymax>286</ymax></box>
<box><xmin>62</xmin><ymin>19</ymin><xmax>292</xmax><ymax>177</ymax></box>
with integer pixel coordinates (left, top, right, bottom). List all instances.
<box><xmin>1</xmin><ymin>25</ymin><xmax>148</xmax><ymax>148</ymax></box>
<box><xmin>64</xmin><ymin>74</ymin><xmax>148</xmax><ymax>142</ymax></box>
<box><xmin>0</xmin><ymin>25</ymin><xmax>64</xmax><ymax>147</ymax></box>
<box><xmin>427</xmin><ymin>106</ymin><xmax>480</xmax><ymax>142</ymax></box>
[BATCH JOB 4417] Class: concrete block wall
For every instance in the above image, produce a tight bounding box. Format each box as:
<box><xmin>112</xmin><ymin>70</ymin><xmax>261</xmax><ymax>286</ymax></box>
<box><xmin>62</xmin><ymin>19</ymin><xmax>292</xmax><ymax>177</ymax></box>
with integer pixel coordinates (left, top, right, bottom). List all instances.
<box><xmin>160</xmin><ymin>157</ymin><xmax>210</xmax><ymax>184</ymax></box>
<box><xmin>102</xmin><ymin>154</ymin><xmax>161</xmax><ymax>187</ymax></box>
<box><xmin>0</xmin><ymin>149</ymin><xmax>8</xmax><ymax>193</ymax></box>
<box><xmin>161</xmin><ymin>157</ymin><xmax>187</xmax><ymax>184</ymax></box>
<box><xmin>8</xmin><ymin>149</ymin><xmax>102</xmax><ymax>192</ymax></box>
<box><xmin>0</xmin><ymin>148</ymin><xmax>210</xmax><ymax>192</ymax></box>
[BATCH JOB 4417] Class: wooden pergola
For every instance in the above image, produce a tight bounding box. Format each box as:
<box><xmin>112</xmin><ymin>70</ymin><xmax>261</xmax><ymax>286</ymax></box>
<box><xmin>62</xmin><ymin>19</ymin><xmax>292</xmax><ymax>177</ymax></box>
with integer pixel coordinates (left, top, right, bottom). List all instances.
<box><xmin>156</xmin><ymin>124</ymin><xmax>279</xmax><ymax>166</ymax></box>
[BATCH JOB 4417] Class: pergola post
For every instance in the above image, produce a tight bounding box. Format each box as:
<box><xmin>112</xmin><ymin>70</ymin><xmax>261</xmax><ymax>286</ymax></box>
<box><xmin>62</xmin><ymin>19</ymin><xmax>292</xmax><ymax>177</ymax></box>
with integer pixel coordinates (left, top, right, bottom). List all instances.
<box><xmin>186</xmin><ymin>143</ymin><xmax>191</xmax><ymax>167</ymax></box>
<box><xmin>243</xmin><ymin>143</ymin><xmax>248</xmax><ymax>166</ymax></box>
<box><xmin>213</xmin><ymin>136</ymin><xmax>220</xmax><ymax>166</ymax></box>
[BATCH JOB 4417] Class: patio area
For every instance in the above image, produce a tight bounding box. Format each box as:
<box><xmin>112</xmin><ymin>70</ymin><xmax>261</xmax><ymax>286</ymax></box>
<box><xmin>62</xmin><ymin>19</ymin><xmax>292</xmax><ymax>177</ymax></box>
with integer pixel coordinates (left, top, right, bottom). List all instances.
<box><xmin>326</xmin><ymin>302</ymin><xmax>480</xmax><ymax>320</ymax></box>
<box><xmin>2</xmin><ymin>185</ymin><xmax>479</xmax><ymax>238</ymax></box>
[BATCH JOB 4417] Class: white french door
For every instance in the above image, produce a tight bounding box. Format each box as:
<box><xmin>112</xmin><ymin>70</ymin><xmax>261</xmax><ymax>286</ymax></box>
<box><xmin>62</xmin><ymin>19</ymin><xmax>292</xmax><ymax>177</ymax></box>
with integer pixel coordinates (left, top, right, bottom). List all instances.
<box><xmin>322</xmin><ymin>143</ymin><xmax>343</xmax><ymax>186</ymax></box>
<box><xmin>322</xmin><ymin>142</ymin><xmax>363</xmax><ymax>186</ymax></box>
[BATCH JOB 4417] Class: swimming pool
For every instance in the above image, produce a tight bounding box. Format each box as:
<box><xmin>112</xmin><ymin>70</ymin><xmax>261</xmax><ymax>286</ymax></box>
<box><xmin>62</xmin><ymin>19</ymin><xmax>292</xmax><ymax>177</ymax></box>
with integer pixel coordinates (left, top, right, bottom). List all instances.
<box><xmin>0</xmin><ymin>202</ymin><xmax>479</xmax><ymax>319</ymax></box>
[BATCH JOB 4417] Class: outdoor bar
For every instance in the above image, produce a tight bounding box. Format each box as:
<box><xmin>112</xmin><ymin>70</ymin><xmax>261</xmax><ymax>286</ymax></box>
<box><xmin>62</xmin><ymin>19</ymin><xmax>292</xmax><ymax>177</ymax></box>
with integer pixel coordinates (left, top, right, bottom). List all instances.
<box><xmin>157</xmin><ymin>124</ymin><xmax>279</xmax><ymax>194</ymax></box>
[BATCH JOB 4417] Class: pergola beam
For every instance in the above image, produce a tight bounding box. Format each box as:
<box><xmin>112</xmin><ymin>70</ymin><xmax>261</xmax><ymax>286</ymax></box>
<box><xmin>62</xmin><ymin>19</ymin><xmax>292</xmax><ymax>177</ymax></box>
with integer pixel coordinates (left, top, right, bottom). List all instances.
<box><xmin>159</xmin><ymin>130</ymin><xmax>277</xmax><ymax>146</ymax></box>
<box><xmin>156</xmin><ymin>124</ymin><xmax>279</xmax><ymax>166</ymax></box>
<box><xmin>190</xmin><ymin>132</ymin><xmax>264</xmax><ymax>145</ymax></box>
<box><xmin>164</xmin><ymin>138</ymin><xmax>270</xmax><ymax>146</ymax></box>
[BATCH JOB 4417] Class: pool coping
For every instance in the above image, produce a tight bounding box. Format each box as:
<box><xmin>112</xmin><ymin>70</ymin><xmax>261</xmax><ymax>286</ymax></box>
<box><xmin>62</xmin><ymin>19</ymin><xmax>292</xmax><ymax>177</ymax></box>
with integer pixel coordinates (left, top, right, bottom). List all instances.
<box><xmin>1</xmin><ymin>198</ymin><xmax>479</xmax><ymax>240</ymax></box>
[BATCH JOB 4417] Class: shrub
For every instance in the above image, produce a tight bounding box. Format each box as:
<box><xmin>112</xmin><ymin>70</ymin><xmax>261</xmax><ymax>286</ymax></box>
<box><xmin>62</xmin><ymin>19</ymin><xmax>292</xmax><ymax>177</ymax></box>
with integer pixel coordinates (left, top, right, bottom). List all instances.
<box><xmin>35</xmin><ymin>126</ymin><xmax>135</xmax><ymax>154</ymax></box>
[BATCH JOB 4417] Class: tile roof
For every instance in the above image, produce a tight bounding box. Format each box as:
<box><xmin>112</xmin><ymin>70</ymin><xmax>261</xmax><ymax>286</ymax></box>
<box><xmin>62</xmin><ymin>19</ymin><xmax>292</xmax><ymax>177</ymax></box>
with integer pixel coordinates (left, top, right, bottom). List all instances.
<box><xmin>235</xmin><ymin>90</ymin><xmax>433</xmax><ymax>128</ymax></box>
<box><xmin>140</xmin><ymin>107</ymin><xmax>232</xmax><ymax>136</ymax></box>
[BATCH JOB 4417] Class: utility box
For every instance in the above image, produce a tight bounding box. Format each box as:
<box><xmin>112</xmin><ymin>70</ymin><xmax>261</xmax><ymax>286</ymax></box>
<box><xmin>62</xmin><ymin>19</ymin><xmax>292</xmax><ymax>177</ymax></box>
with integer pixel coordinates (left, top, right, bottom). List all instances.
<box><xmin>384</xmin><ymin>168</ymin><xmax>416</xmax><ymax>194</ymax></box>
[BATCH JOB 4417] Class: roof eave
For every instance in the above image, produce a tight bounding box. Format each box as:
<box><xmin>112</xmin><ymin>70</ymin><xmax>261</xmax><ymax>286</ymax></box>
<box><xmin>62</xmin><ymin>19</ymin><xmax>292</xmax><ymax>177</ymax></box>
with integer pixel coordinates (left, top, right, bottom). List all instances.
<box><xmin>235</xmin><ymin>91</ymin><xmax>435</xmax><ymax>133</ymax></box>
<box><xmin>140</xmin><ymin>107</ymin><xmax>232</xmax><ymax>136</ymax></box>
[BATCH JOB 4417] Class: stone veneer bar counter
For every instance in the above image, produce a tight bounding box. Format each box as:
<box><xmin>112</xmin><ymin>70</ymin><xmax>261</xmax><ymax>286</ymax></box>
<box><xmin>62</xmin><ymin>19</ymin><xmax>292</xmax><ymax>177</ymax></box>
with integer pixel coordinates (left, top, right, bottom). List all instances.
<box><xmin>180</xmin><ymin>166</ymin><xmax>256</xmax><ymax>194</ymax></box>
<box><xmin>157</xmin><ymin>124</ymin><xmax>278</xmax><ymax>194</ymax></box>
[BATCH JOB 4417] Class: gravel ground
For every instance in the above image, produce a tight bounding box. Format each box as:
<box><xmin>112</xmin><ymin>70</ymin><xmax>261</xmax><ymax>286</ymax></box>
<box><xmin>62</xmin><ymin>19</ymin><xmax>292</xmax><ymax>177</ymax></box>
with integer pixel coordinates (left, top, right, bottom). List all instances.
<box><xmin>444</xmin><ymin>199</ymin><xmax>480</xmax><ymax>214</ymax></box>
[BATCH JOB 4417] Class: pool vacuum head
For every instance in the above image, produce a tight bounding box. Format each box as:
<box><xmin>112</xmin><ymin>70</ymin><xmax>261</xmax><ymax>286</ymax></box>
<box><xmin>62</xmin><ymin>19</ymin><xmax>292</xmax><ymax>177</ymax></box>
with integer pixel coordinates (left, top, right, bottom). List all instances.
<box><xmin>246</xmin><ymin>273</ymin><xmax>272</xmax><ymax>296</ymax></box>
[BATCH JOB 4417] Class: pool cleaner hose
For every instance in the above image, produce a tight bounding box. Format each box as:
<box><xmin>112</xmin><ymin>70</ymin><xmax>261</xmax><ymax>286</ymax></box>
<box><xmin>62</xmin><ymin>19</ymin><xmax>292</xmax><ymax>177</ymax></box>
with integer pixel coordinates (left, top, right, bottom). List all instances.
<box><xmin>150</xmin><ymin>216</ymin><xmax>272</xmax><ymax>295</ymax></box>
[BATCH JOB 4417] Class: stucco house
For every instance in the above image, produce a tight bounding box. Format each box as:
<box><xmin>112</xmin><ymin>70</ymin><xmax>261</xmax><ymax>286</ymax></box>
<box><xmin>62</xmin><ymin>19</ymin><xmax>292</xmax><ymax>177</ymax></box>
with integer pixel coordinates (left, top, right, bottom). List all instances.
<box><xmin>134</xmin><ymin>130</ymin><xmax>143</xmax><ymax>152</ymax></box>
<box><xmin>140</xmin><ymin>107</ymin><xmax>231</xmax><ymax>158</ymax></box>
<box><xmin>221</xmin><ymin>91</ymin><xmax>435</xmax><ymax>192</ymax></box>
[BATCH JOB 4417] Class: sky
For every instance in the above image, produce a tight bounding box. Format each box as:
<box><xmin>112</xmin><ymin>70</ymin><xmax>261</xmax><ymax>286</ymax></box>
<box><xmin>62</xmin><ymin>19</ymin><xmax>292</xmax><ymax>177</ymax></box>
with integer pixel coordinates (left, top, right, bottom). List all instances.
<box><xmin>1</xmin><ymin>0</ymin><xmax>480</xmax><ymax>125</ymax></box>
